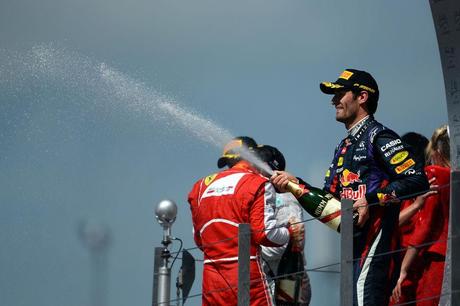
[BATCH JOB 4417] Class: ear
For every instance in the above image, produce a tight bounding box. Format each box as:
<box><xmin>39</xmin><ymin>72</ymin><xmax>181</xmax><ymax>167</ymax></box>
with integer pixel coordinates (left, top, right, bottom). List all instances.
<box><xmin>357</xmin><ymin>91</ymin><xmax>369</xmax><ymax>106</ymax></box>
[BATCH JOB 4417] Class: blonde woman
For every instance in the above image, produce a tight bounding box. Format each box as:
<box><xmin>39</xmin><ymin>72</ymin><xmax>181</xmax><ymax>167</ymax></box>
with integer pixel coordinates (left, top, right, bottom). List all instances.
<box><xmin>392</xmin><ymin>125</ymin><xmax>450</xmax><ymax>305</ymax></box>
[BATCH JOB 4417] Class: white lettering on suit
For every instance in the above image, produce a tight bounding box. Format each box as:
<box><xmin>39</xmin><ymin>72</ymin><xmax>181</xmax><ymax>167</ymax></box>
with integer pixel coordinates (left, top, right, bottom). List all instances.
<box><xmin>201</xmin><ymin>173</ymin><xmax>246</xmax><ymax>199</ymax></box>
<box><xmin>380</xmin><ymin>139</ymin><xmax>402</xmax><ymax>152</ymax></box>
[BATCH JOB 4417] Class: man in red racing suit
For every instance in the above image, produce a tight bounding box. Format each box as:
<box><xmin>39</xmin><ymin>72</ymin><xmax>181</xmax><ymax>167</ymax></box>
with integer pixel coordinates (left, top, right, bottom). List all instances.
<box><xmin>188</xmin><ymin>159</ymin><xmax>291</xmax><ymax>306</ymax></box>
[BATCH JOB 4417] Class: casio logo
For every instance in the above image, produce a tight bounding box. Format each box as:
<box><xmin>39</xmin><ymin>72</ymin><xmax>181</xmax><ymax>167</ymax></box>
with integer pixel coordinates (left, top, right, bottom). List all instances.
<box><xmin>380</xmin><ymin>139</ymin><xmax>402</xmax><ymax>152</ymax></box>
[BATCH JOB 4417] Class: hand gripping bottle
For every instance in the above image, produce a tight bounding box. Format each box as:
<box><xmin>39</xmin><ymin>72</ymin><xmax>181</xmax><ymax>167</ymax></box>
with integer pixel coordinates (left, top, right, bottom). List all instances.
<box><xmin>285</xmin><ymin>181</ymin><xmax>345</xmax><ymax>232</ymax></box>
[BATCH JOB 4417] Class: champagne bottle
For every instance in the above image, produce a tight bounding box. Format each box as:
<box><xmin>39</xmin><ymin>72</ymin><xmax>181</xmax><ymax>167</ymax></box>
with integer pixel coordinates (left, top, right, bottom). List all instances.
<box><xmin>275</xmin><ymin>244</ymin><xmax>306</xmax><ymax>305</ymax></box>
<box><xmin>286</xmin><ymin>181</ymin><xmax>351</xmax><ymax>232</ymax></box>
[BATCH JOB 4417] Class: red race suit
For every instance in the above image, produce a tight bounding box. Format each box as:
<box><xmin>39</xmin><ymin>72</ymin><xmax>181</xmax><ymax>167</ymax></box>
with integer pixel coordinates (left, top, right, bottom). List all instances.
<box><xmin>391</xmin><ymin>165</ymin><xmax>450</xmax><ymax>305</ymax></box>
<box><xmin>411</xmin><ymin>165</ymin><xmax>450</xmax><ymax>305</ymax></box>
<box><xmin>188</xmin><ymin>161</ymin><xmax>290</xmax><ymax>306</ymax></box>
<box><xmin>390</xmin><ymin>199</ymin><xmax>422</xmax><ymax>305</ymax></box>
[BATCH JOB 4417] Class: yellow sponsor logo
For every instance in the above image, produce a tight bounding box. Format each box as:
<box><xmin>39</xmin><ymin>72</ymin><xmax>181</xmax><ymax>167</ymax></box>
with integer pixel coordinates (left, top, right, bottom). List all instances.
<box><xmin>353</xmin><ymin>83</ymin><xmax>376</xmax><ymax>94</ymax></box>
<box><xmin>325</xmin><ymin>169</ymin><xmax>330</xmax><ymax>178</ymax></box>
<box><xmin>395</xmin><ymin>159</ymin><xmax>415</xmax><ymax>174</ymax></box>
<box><xmin>339</xmin><ymin>70</ymin><xmax>353</xmax><ymax>80</ymax></box>
<box><xmin>337</xmin><ymin>157</ymin><xmax>344</xmax><ymax>166</ymax></box>
<box><xmin>322</xmin><ymin>82</ymin><xmax>344</xmax><ymax>89</ymax></box>
<box><xmin>390</xmin><ymin>151</ymin><xmax>409</xmax><ymax>165</ymax></box>
<box><xmin>204</xmin><ymin>174</ymin><xmax>217</xmax><ymax>186</ymax></box>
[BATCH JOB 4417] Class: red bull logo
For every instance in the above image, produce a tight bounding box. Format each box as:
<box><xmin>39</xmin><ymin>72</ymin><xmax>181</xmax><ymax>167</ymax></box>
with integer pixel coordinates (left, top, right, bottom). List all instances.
<box><xmin>340</xmin><ymin>184</ymin><xmax>367</xmax><ymax>200</ymax></box>
<box><xmin>340</xmin><ymin>169</ymin><xmax>361</xmax><ymax>187</ymax></box>
<box><xmin>377</xmin><ymin>191</ymin><xmax>398</xmax><ymax>205</ymax></box>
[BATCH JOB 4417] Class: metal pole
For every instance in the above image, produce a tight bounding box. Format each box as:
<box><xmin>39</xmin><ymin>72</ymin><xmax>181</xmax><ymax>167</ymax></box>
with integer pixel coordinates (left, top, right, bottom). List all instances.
<box><xmin>156</xmin><ymin>248</ymin><xmax>171</xmax><ymax>306</ymax></box>
<box><xmin>238</xmin><ymin>223</ymin><xmax>250</xmax><ymax>306</ymax></box>
<box><xmin>340</xmin><ymin>199</ymin><xmax>354</xmax><ymax>306</ymax></box>
<box><xmin>152</xmin><ymin>247</ymin><xmax>163</xmax><ymax>306</ymax></box>
<box><xmin>451</xmin><ymin>171</ymin><xmax>460</xmax><ymax>304</ymax></box>
<box><xmin>153</xmin><ymin>199</ymin><xmax>177</xmax><ymax>306</ymax></box>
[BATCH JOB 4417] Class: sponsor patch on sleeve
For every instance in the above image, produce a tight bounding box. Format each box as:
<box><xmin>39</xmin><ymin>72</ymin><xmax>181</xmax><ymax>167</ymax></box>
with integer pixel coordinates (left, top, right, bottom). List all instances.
<box><xmin>390</xmin><ymin>151</ymin><xmax>409</xmax><ymax>165</ymax></box>
<box><xmin>204</xmin><ymin>174</ymin><xmax>217</xmax><ymax>186</ymax></box>
<box><xmin>395</xmin><ymin>159</ymin><xmax>415</xmax><ymax>174</ymax></box>
<box><xmin>337</xmin><ymin>157</ymin><xmax>344</xmax><ymax>166</ymax></box>
<box><xmin>380</xmin><ymin>139</ymin><xmax>402</xmax><ymax>152</ymax></box>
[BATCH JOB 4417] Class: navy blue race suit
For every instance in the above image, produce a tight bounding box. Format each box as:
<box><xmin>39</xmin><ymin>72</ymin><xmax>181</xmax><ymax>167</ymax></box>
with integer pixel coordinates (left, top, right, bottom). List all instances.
<box><xmin>323</xmin><ymin>116</ymin><xmax>428</xmax><ymax>306</ymax></box>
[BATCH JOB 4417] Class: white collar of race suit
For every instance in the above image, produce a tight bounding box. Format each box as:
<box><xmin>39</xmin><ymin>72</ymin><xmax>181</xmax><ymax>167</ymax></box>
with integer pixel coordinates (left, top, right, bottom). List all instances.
<box><xmin>347</xmin><ymin>115</ymin><xmax>370</xmax><ymax>138</ymax></box>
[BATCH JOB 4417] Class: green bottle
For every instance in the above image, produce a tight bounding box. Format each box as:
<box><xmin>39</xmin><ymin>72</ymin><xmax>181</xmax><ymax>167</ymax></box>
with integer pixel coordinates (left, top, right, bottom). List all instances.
<box><xmin>275</xmin><ymin>242</ymin><xmax>306</xmax><ymax>305</ymax></box>
<box><xmin>286</xmin><ymin>181</ymin><xmax>345</xmax><ymax>232</ymax></box>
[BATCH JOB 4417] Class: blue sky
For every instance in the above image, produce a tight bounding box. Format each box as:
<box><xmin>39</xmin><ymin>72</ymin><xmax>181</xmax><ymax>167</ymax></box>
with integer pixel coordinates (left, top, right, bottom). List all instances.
<box><xmin>0</xmin><ymin>1</ymin><xmax>447</xmax><ymax>305</ymax></box>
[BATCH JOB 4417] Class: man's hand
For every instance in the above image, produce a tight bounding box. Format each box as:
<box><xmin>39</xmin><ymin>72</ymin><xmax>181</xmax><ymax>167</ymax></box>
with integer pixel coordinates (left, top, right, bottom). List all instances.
<box><xmin>270</xmin><ymin>171</ymin><xmax>298</xmax><ymax>193</ymax></box>
<box><xmin>413</xmin><ymin>177</ymin><xmax>438</xmax><ymax>209</ymax></box>
<box><xmin>288</xmin><ymin>217</ymin><xmax>304</xmax><ymax>252</ymax></box>
<box><xmin>353</xmin><ymin>197</ymin><xmax>369</xmax><ymax>227</ymax></box>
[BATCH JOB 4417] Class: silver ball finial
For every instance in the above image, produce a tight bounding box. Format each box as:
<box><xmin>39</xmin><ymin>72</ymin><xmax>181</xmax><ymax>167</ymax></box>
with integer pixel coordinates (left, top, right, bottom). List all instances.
<box><xmin>155</xmin><ymin>199</ymin><xmax>177</xmax><ymax>226</ymax></box>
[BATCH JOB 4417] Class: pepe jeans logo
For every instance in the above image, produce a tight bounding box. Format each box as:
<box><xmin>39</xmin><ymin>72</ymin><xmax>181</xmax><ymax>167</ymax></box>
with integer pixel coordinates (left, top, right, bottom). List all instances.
<box><xmin>353</xmin><ymin>155</ymin><xmax>366</xmax><ymax>162</ymax></box>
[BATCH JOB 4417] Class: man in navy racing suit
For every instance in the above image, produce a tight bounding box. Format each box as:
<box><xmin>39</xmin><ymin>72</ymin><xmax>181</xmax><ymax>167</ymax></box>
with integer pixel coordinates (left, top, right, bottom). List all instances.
<box><xmin>271</xmin><ymin>69</ymin><xmax>429</xmax><ymax>306</ymax></box>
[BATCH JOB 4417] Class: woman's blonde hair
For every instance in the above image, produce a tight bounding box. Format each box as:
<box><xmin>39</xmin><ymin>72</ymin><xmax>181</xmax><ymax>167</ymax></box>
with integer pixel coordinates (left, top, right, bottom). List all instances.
<box><xmin>426</xmin><ymin>124</ymin><xmax>450</xmax><ymax>167</ymax></box>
